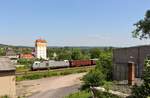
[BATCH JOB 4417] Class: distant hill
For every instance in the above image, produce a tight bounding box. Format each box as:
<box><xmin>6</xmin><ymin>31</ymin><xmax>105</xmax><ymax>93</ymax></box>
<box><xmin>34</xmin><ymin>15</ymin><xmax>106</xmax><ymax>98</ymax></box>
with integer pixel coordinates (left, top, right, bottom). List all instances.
<box><xmin>0</xmin><ymin>44</ymin><xmax>10</xmax><ymax>47</ymax></box>
<box><xmin>47</xmin><ymin>46</ymin><xmax>114</xmax><ymax>49</ymax></box>
<box><xmin>0</xmin><ymin>44</ymin><xmax>33</xmax><ymax>48</ymax></box>
<box><xmin>0</xmin><ymin>43</ymin><xmax>114</xmax><ymax>49</ymax></box>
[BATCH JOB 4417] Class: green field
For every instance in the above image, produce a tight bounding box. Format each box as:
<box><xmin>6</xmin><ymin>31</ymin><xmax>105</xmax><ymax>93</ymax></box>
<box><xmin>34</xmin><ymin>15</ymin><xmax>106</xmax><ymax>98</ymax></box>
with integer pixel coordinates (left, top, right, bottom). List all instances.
<box><xmin>16</xmin><ymin>66</ymin><xmax>94</xmax><ymax>81</ymax></box>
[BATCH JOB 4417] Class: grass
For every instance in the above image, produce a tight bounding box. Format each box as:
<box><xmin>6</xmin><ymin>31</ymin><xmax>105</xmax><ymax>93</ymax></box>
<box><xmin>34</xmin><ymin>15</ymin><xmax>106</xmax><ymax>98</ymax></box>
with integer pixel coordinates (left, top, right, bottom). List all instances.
<box><xmin>65</xmin><ymin>90</ymin><xmax>121</xmax><ymax>98</ymax></box>
<box><xmin>94</xmin><ymin>91</ymin><xmax>121</xmax><ymax>98</ymax></box>
<box><xmin>0</xmin><ymin>95</ymin><xmax>9</xmax><ymax>98</ymax></box>
<box><xmin>16</xmin><ymin>66</ymin><xmax>29</xmax><ymax>72</ymax></box>
<box><xmin>64</xmin><ymin>91</ymin><xmax>91</xmax><ymax>98</ymax></box>
<box><xmin>16</xmin><ymin>66</ymin><xmax>94</xmax><ymax>81</ymax></box>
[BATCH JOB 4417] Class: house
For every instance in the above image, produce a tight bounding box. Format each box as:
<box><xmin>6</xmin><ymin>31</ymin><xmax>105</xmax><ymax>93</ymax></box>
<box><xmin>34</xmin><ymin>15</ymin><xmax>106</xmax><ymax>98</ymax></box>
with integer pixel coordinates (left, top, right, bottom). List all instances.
<box><xmin>6</xmin><ymin>48</ymin><xmax>17</xmax><ymax>57</ymax></box>
<box><xmin>5</xmin><ymin>47</ymin><xmax>19</xmax><ymax>64</ymax></box>
<box><xmin>113</xmin><ymin>45</ymin><xmax>150</xmax><ymax>80</ymax></box>
<box><xmin>19</xmin><ymin>53</ymin><xmax>34</xmax><ymax>59</ymax></box>
<box><xmin>0</xmin><ymin>57</ymin><xmax>16</xmax><ymax>98</ymax></box>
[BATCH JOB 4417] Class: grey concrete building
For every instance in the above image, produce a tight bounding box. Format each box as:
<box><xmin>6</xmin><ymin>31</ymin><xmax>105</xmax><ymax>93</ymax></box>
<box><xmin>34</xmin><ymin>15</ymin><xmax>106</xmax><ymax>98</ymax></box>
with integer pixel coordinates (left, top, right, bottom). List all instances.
<box><xmin>113</xmin><ymin>45</ymin><xmax>150</xmax><ymax>80</ymax></box>
<box><xmin>0</xmin><ymin>57</ymin><xmax>16</xmax><ymax>98</ymax></box>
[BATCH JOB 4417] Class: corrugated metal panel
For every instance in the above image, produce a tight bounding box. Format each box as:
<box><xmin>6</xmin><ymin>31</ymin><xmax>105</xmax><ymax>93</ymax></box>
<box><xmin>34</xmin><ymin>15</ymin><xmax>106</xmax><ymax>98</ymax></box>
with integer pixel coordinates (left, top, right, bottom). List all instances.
<box><xmin>0</xmin><ymin>57</ymin><xmax>15</xmax><ymax>71</ymax></box>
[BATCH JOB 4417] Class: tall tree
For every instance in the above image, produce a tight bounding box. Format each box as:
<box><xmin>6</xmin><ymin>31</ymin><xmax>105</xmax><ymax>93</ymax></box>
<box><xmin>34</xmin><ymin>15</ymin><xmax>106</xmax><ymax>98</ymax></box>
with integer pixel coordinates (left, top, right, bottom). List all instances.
<box><xmin>132</xmin><ymin>10</ymin><xmax>150</xmax><ymax>39</ymax></box>
<box><xmin>71</xmin><ymin>48</ymin><xmax>82</xmax><ymax>60</ymax></box>
<box><xmin>90</xmin><ymin>48</ymin><xmax>101</xmax><ymax>59</ymax></box>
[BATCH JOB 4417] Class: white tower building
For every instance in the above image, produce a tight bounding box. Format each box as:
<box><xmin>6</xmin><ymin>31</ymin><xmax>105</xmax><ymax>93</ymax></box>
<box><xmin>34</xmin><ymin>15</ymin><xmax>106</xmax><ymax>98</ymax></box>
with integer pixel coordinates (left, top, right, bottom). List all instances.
<box><xmin>35</xmin><ymin>39</ymin><xmax>47</xmax><ymax>60</ymax></box>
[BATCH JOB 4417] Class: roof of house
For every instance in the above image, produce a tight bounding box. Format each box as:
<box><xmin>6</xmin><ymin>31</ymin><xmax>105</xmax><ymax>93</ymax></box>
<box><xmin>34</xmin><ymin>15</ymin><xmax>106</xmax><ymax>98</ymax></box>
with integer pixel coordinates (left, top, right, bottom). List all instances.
<box><xmin>0</xmin><ymin>57</ymin><xmax>16</xmax><ymax>71</ymax></box>
<box><xmin>6</xmin><ymin>48</ymin><xmax>16</xmax><ymax>56</ymax></box>
<box><xmin>114</xmin><ymin>44</ymin><xmax>150</xmax><ymax>50</ymax></box>
<box><xmin>36</xmin><ymin>39</ymin><xmax>47</xmax><ymax>43</ymax></box>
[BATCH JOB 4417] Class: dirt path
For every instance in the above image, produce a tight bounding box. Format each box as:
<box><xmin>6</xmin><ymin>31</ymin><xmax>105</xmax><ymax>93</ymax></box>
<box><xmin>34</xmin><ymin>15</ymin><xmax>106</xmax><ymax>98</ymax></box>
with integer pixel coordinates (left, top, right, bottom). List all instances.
<box><xmin>17</xmin><ymin>73</ymin><xmax>86</xmax><ymax>98</ymax></box>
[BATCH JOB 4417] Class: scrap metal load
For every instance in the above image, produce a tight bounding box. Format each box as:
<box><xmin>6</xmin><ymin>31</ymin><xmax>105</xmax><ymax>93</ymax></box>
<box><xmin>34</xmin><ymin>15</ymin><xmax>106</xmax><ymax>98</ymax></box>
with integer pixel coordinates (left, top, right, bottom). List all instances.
<box><xmin>31</xmin><ymin>59</ymin><xmax>97</xmax><ymax>71</ymax></box>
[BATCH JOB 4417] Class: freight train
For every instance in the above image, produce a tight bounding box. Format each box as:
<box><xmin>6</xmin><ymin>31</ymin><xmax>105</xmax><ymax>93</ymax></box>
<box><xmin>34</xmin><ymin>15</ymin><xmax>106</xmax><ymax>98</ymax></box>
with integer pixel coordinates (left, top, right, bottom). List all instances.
<box><xmin>31</xmin><ymin>59</ymin><xmax>97</xmax><ymax>71</ymax></box>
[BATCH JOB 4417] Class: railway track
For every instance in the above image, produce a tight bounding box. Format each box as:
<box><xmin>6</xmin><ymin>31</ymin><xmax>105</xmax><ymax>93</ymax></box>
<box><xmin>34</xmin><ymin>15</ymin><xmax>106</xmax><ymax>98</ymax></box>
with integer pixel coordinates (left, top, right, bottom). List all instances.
<box><xmin>15</xmin><ymin>66</ymin><xmax>95</xmax><ymax>76</ymax></box>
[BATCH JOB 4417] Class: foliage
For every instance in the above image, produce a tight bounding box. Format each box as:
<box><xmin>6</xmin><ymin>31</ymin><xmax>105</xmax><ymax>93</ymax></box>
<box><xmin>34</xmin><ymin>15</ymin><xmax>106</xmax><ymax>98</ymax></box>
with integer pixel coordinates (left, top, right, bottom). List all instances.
<box><xmin>90</xmin><ymin>48</ymin><xmax>101</xmax><ymax>59</ymax></box>
<box><xmin>0</xmin><ymin>48</ymin><xmax>6</xmax><ymax>56</ymax></box>
<box><xmin>57</xmin><ymin>51</ymin><xmax>72</xmax><ymax>60</ymax></box>
<box><xmin>17</xmin><ymin>58</ymin><xmax>34</xmax><ymax>66</ymax></box>
<box><xmin>132</xmin><ymin>10</ymin><xmax>150</xmax><ymax>39</ymax></box>
<box><xmin>103</xmin><ymin>81</ymin><xmax>113</xmax><ymax>92</ymax></box>
<box><xmin>97</xmin><ymin>51</ymin><xmax>113</xmax><ymax>81</ymax></box>
<box><xmin>47</xmin><ymin>47</ymin><xmax>112</xmax><ymax>61</ymax></box>
<box><xmin>65</xmin><ymin>90</ymin><xmax>91</xmax><ymax>98</ymax></box>
<box><xmin>71</xmin><ymin>48</ymin><xmax>83</xmax><ymax>60</ymax></box>
<box><xmin>14</xmin><ymin>47</ymin><xmax>33</xmax><ymax>54</ymax></box>
<box><xmin>82</xmin><ymin>49</ymin><xmax>113</xmax><ymax>89</ymax></box>
<box><xmin>83</xmin><ymin>69</ymin><xmax>105</xmax><ymax>88</ymax></box>
<box><xmin>132</xmin><ymin>59</ymin><xmax>150</xmax><ymax>98</ymax></box>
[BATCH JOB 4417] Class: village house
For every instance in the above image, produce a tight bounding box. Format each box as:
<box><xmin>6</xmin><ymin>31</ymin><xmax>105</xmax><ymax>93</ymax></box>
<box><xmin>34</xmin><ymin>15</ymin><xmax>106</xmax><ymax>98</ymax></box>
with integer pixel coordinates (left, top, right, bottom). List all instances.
<box><xmin>19</xmin><ymin>53</ymin><xmax>34</xmax><ymax>59</ymax></box>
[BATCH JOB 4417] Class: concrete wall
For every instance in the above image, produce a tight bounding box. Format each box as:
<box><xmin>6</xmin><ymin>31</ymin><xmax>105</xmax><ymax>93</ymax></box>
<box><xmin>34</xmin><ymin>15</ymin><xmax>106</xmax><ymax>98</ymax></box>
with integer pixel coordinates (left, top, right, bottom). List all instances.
<box><xmin>0</xmin><ymin>71</ymin><xmax>16</xmax><ymax>98</ymax></box>
<box><xmin>113</xmin><ymin>46</ymin><xmax>150</xmax><ymax>80</ymax></box>
<box><xmin>35</xmin><ymin>42</ymin><xmax>47</xmax><ymax>60</ymax></box>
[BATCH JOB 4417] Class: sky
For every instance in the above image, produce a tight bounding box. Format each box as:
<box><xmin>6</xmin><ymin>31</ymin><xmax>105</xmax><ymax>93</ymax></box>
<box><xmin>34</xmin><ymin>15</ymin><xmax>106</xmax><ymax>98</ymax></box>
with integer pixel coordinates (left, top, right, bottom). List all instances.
<box><xmin>0</xmin><ymin>0</ymin><xmax>150</xmax><ymax>47</ymax></box>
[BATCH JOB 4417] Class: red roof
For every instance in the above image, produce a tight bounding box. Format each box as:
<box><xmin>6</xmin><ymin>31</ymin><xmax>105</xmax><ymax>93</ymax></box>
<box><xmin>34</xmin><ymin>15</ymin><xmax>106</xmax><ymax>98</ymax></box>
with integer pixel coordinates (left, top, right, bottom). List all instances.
<box><xmin>20</xmin><ymin>54</ymin><xmax>34</xmax><ymax>59</ymax></box>
<box><xmin>36</xmin><ymin>39</ymin><xmax>47</xmax><ymax>43</ymax></box>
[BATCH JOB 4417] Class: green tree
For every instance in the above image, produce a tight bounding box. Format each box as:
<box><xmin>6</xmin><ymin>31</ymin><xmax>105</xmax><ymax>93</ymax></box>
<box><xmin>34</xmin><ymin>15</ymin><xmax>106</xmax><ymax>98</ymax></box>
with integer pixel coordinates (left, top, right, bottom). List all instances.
<box><xmin>17</xmin><ymin>58</ymin><xmax>34</xmax><ymax>66</ymax></box>
<box><xmin>71</xmin><ymin>48</ymin><xmax>83</xmax><ymax>60</ymax></box>
<box><xmin>132</xmin><ymin>59</ymin><xmax>150</xmax><ymax>98</ymax></box>
<box><xmin>58</xmin><ymin>51</ymin><xmax>71</xmax><ymax>60</ymax></box>
<box><xmin>96</xmin><ymin>51</ymin><xmax>113</xmax><ymax>81</ymax></box>
<box><xmin>47</xmin><ymin>48</ymin><xmax>55</xmax><ymax>59</ymax></box>
<box><xmin>0</xmin><ymin>48</ymin><xmax>6</xmax><ymax>56</ymax></box>
<box><xmin>82</xmin><ymin>50</ymin><xmax>113</xmax><ymax>89</ymax></box>
<box><xmin>90</xmin><ymin>48</ymin><xmax>101</xmax><ymax>59</ymax></box>
<box><xmin>132</xmin><ymin>10</ymin><xmax>150</xmax><ymax>39</ymax></box>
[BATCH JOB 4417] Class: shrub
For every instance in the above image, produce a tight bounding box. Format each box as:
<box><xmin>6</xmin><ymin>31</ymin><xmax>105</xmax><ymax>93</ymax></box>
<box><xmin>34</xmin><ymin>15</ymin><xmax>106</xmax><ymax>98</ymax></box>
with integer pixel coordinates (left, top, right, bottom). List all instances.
<box><xmin>17</xmin><ymin>58</ymin><xmax>34</xmax><ymax>66</ymax></box>
<box><xmin>132</xmin><ymin>59</ymin><xmax>150</xmax><ymax>98</ymax></box>
<box><xmin>82</xmin><ymin>69</ymin><xmax>105</xmax><ymax>89</ymax></box>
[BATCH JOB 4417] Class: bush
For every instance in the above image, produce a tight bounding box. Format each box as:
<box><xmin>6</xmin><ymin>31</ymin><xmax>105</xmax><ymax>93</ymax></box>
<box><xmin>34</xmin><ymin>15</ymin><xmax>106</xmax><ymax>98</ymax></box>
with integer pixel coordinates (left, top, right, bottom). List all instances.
<box><xmin>132</xmin><ymin>59</ymin><xmax>150</xmax><ymax>98</ymax></box>
<box><xmin>17</xmin><ymin>58</ymin><xmax>34</xmax><ymax>66</ymax></box>
<box><xmin>82</xmin><ymin>50</ymin><xmax>113</xmax><ymax>90</ymax></box>
<box><xmin>82</xmin><ymin>69</ymin><xmax>105</xmax><ymax>89</ymax></box>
